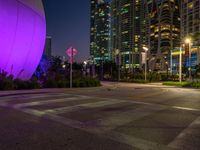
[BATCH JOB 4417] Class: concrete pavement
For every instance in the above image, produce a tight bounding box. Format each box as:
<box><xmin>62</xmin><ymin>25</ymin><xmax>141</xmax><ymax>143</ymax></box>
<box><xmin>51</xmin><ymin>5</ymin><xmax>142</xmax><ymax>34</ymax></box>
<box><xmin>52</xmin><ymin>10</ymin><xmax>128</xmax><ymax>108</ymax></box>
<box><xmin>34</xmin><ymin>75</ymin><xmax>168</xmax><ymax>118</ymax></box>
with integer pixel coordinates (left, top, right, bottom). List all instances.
<box><xmin>0</xmin><ymin>82</ymin><xmax>200</xmax><ymax>150</ymax></box>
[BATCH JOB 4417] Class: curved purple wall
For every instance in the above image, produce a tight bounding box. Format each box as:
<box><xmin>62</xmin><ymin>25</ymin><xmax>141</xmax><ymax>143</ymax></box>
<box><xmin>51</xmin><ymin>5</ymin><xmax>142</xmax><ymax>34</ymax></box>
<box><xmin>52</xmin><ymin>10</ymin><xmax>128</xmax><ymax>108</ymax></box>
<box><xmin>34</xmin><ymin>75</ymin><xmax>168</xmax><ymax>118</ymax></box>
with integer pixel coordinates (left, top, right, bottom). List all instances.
<box><xmin>0</xmin><ymin>0</ymin><xmax>46</xmax><ymax>80</ymax></box>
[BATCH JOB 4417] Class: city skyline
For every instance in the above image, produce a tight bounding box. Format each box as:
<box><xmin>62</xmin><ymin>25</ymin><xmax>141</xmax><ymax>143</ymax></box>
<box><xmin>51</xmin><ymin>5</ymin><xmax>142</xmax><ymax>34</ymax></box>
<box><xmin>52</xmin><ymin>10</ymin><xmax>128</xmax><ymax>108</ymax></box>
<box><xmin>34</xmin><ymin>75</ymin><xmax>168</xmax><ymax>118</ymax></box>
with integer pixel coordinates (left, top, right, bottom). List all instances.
<box><xmin>1</xmin><ymin>1</ymin><xmax>200</xmax><ymax>150</ymax></box>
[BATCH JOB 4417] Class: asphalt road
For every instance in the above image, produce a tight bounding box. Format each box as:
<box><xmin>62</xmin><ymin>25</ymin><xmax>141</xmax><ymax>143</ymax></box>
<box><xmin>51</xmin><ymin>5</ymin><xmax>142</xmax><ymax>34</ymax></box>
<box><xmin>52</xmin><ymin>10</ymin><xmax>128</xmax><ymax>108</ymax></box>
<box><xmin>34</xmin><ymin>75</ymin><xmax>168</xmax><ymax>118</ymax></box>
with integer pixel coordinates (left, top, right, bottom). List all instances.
<box><xmin>0</xmin><ymin>82</ymin><xmax>200</xmax><ymax>150</ymax></box>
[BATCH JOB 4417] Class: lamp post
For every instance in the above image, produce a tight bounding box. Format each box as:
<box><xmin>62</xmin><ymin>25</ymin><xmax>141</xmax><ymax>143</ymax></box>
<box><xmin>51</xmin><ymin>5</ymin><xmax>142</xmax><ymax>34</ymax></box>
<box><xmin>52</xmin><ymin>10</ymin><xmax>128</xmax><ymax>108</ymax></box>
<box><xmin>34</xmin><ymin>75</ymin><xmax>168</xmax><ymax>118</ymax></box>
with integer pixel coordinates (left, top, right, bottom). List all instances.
<box><xmin>185</xmin><ymin>38</ymin><xmax>192</xmax><ymax>80</ymax></box>
<box><xmin>115</xmin><ymin>49</ymin><xmax>120</xmax><ymax>81</ymax></box>
<box><xmin>170</xmin><ymin>50</ymin><xmax>173</xmax><ymax>75</ymax></box>
<box><xmin>66</xmin><ymin>47</ymin><xmax>78</xmax><ymax>88</ymax></box>
<box><xmin>70</xmin><ymin>49</ymin><xmax>73</xmax><ymax>88</ymax></box>
<box><xmin>179</xmin><ymin>45</ymin><xmax>182</xmax><ymax>82</ymax></box>
<box><xmin>100</xmin><ymin>50</ymin><xmax>104</xmax><ymax>81</ymax></box>
<box><xmin>83</xmin><ymin>61</ymin><xmax>87</xmax><ymax>76</ymax></box>
<box><xmin>165</xmin><ymin>61</ymin><xmax>169</xmax><ymax>80</ymax></box>
<box><xmin>143</xmin><ymin>46</ymin><xmax>149</xmax><ymax>81</ymax></box>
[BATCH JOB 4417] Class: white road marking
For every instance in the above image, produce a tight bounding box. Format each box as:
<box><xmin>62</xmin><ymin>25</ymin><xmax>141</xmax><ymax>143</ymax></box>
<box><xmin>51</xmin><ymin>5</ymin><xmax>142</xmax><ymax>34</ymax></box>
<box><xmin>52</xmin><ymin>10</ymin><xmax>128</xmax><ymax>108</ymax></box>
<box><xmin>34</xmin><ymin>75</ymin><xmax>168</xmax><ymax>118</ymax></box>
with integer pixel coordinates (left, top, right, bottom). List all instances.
<box><xmin>38</xmin><ymin>114</ymin><xmax>174</xmax><ymax>150</ymax></box>
<box><xmin>93</xmin><ymin>105</ymin><xmax>167</xmax><ymax>131</ymax></box>
<box><xmin>43</xmin><ymin>99</ymin><xmax>125</xmax><ymax>114</ymax></box>
<box><xmin>172</xmin><ymin>106</ymin><xmax>200</xmax><ymax>112</ymax></box>
<box><xmin>1</xmin><ymin>93</ymin><xmax>196</xmax><ymax>150</ymax></box>
<box><xmin>0</xmin><ymin>93</ymin><xmax>72</xmax><ymax>103</ymax></box>
<box><xmin>13</xmin><ymin>96</ymin><xmax>91</xmax><ymax>109</ymax></box>
<box><xmin>168</xmin><ymin>116</ymin><xmax>200</xmax><ymax>149</ymax></box>
<box><xmin>73</xmin><ymin>94</ymin><xmax>200</xmax><ymax>112</ymax></box>
<box><xmin>104</xmin><ymin>132</ymin><xmax>174</xmax><ymax>150</ymax></box>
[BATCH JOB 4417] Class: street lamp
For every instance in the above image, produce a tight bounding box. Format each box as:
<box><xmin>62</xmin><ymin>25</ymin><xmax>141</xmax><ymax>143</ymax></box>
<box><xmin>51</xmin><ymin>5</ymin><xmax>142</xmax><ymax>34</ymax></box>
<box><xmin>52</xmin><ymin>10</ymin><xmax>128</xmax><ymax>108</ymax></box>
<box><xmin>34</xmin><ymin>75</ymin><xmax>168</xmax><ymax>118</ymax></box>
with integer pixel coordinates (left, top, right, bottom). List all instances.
<box><xmin>185</xmin><ymin>38</ymin><xmax>191</xmax><ymax>44</ymax></box>
<box><xmin>165</xmin><ymin>61</ymin><xmax>169</xmax><ymax>80</ymax></box>
<box><xmin>143</xmin><ymin>46</ymin><xmax>149</xmax><ymax>81</ymax></box>
<box><xmin>115</xmin><ymin>49</ymin><xmax>121</xmax><ymax>81</ymax></box>
<box><xmin>179</xmin><ymin>44</ymin><xmax>183</xmax><ymax>82</ymax></box>
<box><xmin>62</xmin><ymin>64</ymin><xmax>66</xmax><ymax>69</ymax></box>
<box><xmin>185</xmin><ymin>37</ymin><xmax>192</xmax><ymax>80</ymax></box>
<box><xmin>83</xmin><ymin>61</ymin><xmax>87</xmax><ymax>76</ymax></box>
<box><xmin>100</xmin><ymin>50</ymin><xmax>105</xmax><ymax>81</ymax></box>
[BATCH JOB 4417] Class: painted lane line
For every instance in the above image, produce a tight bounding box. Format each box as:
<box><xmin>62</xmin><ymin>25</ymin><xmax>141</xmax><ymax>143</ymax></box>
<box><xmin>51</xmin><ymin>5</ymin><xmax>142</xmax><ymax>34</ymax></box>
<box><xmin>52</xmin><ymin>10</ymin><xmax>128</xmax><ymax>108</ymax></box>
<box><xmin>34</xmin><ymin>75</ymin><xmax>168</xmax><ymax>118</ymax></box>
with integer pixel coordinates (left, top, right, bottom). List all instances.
<box><xmin>72</xmin><ymin>94</ymin><xmax>200</xmax><ymax>113</ymax></box>
<box><xmin>42</xmin><ymin>114</ymin><xmax>174</xmax><ymax>150</ymax></box>
<box><xmin>30</xmin><ymin>113</ymin><xmax>174</xmax><ymax>150</ymax></box>
<box><xmin>168</xmin><ymin>116</ymin><xmax>200</xmax><ymax>149</ymax></box>
<box><xmin>13</xmin><ymin>96</ymin><xmax>91</xmax><ymax>109</ymax></box>
<box><xmin>90</xmin><ymin>105</ymin><xmax>167</xmax><ymax>132</ymax></box>
<box><xmin>103</xmin><ymin>132</ymin><xmax>175</xmax><ymax>150</ymax></box>
<box><xmin>43</xmin><ymin>99</ymin><xmax>125</xmax><ymax>114</ymax></box>
<box><xmin>0</xmin><ymin>93</ymin><xmax>72</xmax><ymax>103</ymax></box>
<box><xmin>172</xmin><ymin>106</ymin><xmax>200</xmax><ymax>112</ymax></box>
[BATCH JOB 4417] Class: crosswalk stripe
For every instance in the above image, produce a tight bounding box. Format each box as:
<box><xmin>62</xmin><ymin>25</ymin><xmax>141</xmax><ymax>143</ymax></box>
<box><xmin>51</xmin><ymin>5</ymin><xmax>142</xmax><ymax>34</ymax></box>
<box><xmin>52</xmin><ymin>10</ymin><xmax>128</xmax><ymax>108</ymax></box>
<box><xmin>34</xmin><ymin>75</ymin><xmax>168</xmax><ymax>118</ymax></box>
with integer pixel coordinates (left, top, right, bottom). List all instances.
<box><xmin>103</xmin><ymin>131</ymin><xmax>174</xmax><ymax>150</ymax></box>
<box><xmin>43</xmin><ymin>99</ymin><xmax>125</xmax><ymax>114</ymax></box>
<box><xmin>38</xmin><ymin>114</ymin><xmax>174</xmax><ymax>150</ymax></box>
<box><xmin>13</xmin><ymin>96</ymin><xmax>90</xmax><ymax>109</ymax></box>
<box><xmin>0</xmin><ymin>93</ymin><xmax>72</xmax><ymax>103</ymax></box>
<box><xmin>168</xmin><ymin>116</ymin><xmax>200</xmax><ymax>149</ymax></box>
<box><xmin>91</xmin><ymin>105</ymin><xmax>167</xmax><ymax>132</ymax></box>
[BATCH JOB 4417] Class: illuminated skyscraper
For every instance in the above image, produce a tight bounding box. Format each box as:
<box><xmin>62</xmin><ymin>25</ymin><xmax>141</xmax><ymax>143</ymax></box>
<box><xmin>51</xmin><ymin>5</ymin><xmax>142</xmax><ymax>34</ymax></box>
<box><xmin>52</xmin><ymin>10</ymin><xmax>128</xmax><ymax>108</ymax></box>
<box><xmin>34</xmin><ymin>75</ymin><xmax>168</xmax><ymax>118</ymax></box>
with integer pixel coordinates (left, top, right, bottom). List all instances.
<box><xmin>181</xmin><ymin>0</ymin><xmax>200</xmax><ymax>43</ymax></box>
<box><xmin>90</xmin><ymin>0</ymin><xmax>110</xmax><ymax>63</ymax></box>
<box><xmin>181</xmin><ymin>0</ymin><xmax>200</xmax><ymax>67</ymax></box>
<box><xmin>90</xmin><ymin>0</ymin><xmax>96</xmax><ymax>58</ymax></box>
<box><xmin>144</xmin><ymin>0</ymin><xmax>181</xmax><ymax>71</ymax></box>
<box><xmin>44</xmin><ymin>36</ymin><xmax>52</xmax><ymax>58</ymax></box>
<box><xmin>111</xmin><ymin>0</ymin><xmax>145</xmax><ymax>70</ymax></box>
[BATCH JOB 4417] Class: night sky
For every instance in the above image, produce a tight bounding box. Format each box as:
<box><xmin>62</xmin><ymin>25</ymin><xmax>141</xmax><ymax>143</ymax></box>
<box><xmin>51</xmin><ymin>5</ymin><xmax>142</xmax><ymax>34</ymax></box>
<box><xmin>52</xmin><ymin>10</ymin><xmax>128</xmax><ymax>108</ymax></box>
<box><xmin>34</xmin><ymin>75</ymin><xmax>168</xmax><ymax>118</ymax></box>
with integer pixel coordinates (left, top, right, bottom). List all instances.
<box><xmin>43</xmin><ymin>0</ymin><xmax>91</xmax><ymax>62</ymax></box>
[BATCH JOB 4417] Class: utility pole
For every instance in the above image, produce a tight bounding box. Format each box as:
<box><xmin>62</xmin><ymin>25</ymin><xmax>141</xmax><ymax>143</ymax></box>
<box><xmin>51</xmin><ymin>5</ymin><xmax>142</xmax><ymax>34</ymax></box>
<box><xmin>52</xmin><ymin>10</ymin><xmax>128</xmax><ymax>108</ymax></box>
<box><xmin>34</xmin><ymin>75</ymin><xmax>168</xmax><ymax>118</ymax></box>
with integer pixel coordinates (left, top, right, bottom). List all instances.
<box><xmin>70</xmin><ymin>48</ymin><xmax>73</xmax><ymax>88</ymax></box>
<box><xmin>179</xmin><ymin>45</ymin><xmax>182</xmax><ymax>82</ymax></box>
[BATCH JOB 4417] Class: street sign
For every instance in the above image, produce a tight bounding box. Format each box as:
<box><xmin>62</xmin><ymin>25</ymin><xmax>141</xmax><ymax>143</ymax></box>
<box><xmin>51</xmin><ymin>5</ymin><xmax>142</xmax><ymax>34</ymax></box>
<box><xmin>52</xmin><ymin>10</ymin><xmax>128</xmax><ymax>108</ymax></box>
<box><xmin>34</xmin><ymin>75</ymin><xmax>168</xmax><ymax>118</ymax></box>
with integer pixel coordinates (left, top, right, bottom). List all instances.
<box><xmin>66</xmin><ymin>47</ymin><xmax>78</xmax><ymax>64</ymax></box>
<box><xmin>66</xmin><ymin>47</ymin><xmax>78</xmax><ymax>88</ymax></box>
<box><xmin>66</xmin><ymin>47</ymin><xmax>78</xmax><ymax>57</ymax></box>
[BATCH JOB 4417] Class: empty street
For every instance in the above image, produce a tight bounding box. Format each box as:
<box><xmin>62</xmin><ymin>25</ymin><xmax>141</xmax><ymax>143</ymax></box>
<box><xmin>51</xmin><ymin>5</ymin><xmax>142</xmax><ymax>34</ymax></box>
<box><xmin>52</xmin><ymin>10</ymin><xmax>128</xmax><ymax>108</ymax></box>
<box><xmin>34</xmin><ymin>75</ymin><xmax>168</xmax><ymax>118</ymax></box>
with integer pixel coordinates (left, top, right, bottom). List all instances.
<box><xmin>0</xmin><ymin>82</ymin><xmax>200</xmax><ymax>150</ymax></box>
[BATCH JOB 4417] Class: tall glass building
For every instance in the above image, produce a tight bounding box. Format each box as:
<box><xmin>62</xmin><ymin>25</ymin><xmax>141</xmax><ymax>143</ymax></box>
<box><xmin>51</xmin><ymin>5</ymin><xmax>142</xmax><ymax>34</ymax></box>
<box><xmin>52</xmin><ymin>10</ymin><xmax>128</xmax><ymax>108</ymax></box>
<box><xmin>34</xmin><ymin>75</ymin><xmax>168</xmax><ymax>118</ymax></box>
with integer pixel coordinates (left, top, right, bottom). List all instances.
<box><xmin>111</xmin><ymin>0</ymin><xmax>145</xmax><ymax>70</ymax></box>
<box><xmin>144</xmin><ymin>0</ymin><xmax>181</xmax><ymax>71</ymax></box>
<box><xmin>181</xmin><ymin>0</ymin><xmax>200</xmax><ymax>65</ymax></box>
<box><xmin>90</xmin><ymin>0</ymin><xmax>110</xmax><ymax>64</ymax></box>
<box><xmin>44</xmin><ymin>36</ymin><xmax>52</xmax><ymax>58</ymax></box>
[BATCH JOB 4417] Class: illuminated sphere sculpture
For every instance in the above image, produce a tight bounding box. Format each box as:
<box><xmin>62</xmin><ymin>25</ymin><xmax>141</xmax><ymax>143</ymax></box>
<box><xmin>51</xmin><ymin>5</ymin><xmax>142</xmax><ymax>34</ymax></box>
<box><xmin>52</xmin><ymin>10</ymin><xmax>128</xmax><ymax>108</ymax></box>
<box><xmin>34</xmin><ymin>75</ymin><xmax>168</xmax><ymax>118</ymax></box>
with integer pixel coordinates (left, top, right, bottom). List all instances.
<box><xmin>0</xmin><ymin>0</ymin><xmax>46</xmax><ymax>80</ymax></box>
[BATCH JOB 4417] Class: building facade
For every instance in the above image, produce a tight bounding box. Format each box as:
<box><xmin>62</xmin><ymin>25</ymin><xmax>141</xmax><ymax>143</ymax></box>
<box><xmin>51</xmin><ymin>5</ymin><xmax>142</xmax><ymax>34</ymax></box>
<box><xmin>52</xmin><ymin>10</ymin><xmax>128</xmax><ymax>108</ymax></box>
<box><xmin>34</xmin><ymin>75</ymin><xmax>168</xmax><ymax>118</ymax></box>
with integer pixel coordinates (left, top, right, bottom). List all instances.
<box><xmin>44</xmin><ymin>36</ymin><xmax>52</xmax><ymax>58</ymax></box>
<box><xmin>90</xmin><ymin>0</ymin><xmax>96</xmax><ymax>59</ymax></box>
<box><xmin>181</xmin><ymin>0</ymin><xmax>200</xmax><ymax>65</ymax></box>
<box><xmin>90</xmin><ymin>0</ymin><xmax>110</xmax><ymax>64</ymax></box>
<box><xmin>111</xmin><ymin>0</ymin><xmax>145</xmax><ymax>69</ymax></box>
<box><xmin>144</xmin><ymin>0</ymin><xmax>181</xmax><ymax>71</ymax></box>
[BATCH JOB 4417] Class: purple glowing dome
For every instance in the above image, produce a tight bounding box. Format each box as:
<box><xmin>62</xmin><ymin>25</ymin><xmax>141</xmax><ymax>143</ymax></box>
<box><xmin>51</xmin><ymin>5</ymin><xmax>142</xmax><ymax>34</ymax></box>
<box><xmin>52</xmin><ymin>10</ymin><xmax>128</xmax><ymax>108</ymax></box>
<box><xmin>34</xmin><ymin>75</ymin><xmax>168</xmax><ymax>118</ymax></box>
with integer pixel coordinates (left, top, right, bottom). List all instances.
<box><xmin>0</xmin><ymin>0</ymin><xmax>46</xmax><ymax>80</ymax></box>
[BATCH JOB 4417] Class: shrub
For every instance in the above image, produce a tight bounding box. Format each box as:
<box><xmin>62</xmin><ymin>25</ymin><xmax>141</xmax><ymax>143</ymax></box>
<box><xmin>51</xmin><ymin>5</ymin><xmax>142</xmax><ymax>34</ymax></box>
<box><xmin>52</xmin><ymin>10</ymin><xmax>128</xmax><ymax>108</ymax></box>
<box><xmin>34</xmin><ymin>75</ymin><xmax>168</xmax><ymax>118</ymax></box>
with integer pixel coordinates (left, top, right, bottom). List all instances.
<box><xmin>163</xmin><ymin>81</ymin><xmax>189</xmax><ymax>87</ymax></box>
<box><xmin>14</xmin><ymin>78</ymin><xmax>40</xmax><ymax>90</ymax></box>
<box><xmin>57</xmin><ymin>80</ymin><xmax>66</xmax><ymax>88</ymax></box>
<box><xmin>0</xmin><ymin>78</ymin><xmax>14</xmax><ymax>90</ymax></box>
<box><xmin>14</xmin><ymin>79</ymin><xmax>28</xmax><ymax>90</ymax></box>
<box><xmin>79</xmin><ymin>79</ymin><xmax>87</xmax><ymax>87</ymax></box>
<box><xmin>72</xmin><ymin>79</ymin><xmax>80</xmax><ymax>88</ymax></box>
<box><xmin>44</xmin><ymin>78</ymin><xmax>57</xmax><ymax>88</ymax></box>
<box><xmin>160</xmin><ymin>74</ymin><xmax>168</xmax><ymax>81</ymax></box>
<box><xmin>0</xmin><ymin>70</ymin><xmax>101</xmax><ymax>90</ymax></box>
<box><xmin>29</xmin><ymin>78</ymin><xmax>40</xmax><ymax>89</ymax></box>
<box><xmin>182</xmin><ymin>81</ymin><xmax>200</xmax><ymax>88</ymax></box>
<box><xmin>71</xmin><ymin>78</ymin><xmax>101</xmax><ymax>88</ymax></box>
<box><xmin>148</xmin><ymin>73</ymin><xmax>161</xmax><ymax>82</ymax></box>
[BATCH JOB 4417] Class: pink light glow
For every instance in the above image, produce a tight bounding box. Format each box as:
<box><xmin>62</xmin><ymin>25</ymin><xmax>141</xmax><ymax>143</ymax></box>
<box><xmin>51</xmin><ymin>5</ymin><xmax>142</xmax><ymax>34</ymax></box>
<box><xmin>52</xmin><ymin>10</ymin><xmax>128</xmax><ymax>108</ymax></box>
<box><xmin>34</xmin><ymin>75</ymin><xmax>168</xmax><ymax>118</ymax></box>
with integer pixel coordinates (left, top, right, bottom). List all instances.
<box><xmin>0</xmin><ymin>0</ymin><xmax>46</xmax><ymax>80</ymax></box>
